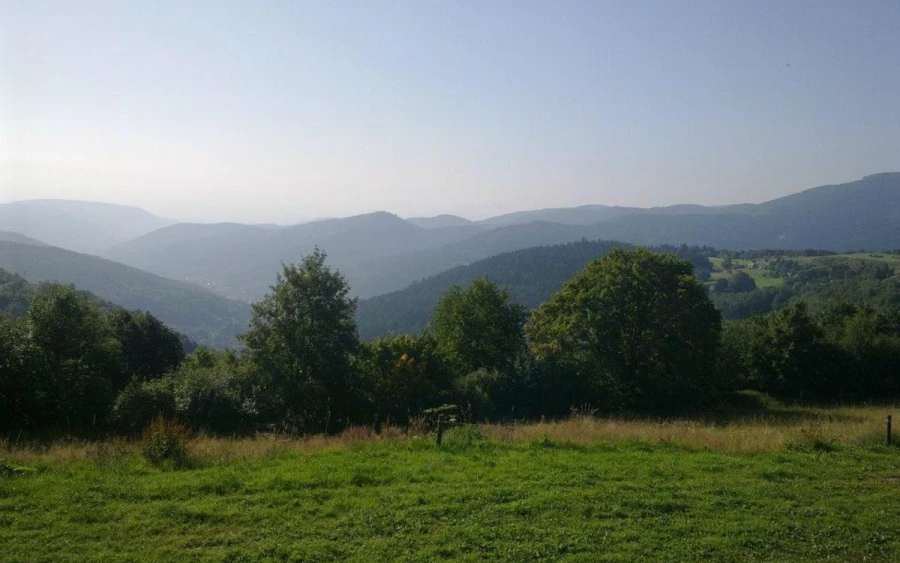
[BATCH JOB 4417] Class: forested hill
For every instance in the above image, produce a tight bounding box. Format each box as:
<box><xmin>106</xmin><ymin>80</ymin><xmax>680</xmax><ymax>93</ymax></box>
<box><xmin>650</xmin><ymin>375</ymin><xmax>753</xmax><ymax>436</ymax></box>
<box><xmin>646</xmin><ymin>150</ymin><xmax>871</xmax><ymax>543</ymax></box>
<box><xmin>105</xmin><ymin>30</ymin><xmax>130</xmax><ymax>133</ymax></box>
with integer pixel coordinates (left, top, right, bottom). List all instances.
<box><xmin>355</xmin><ymin>240</ymin><xmax>714</xmax><ymax>339</ymax></box>
<box><xmin>0</xmin><ymin>241</ymin><xmax>250</xmax><ymax>348</ymax></box>
<box><xmin>357</xmin><ymin>239</ymin><xmax>900</xmax><ymax>341</ymax></box>
<box><xmin>0</xmin><ymin>268</ymin><xmax>154</xmax><ymax>324</ymax></box>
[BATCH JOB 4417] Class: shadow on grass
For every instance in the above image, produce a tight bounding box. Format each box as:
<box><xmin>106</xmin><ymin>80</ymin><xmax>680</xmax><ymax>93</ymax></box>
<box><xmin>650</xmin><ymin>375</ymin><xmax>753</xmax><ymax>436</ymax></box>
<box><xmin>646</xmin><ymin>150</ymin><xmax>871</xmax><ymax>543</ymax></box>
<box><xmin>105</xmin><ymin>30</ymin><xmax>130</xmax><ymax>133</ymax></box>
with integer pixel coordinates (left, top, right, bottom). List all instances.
<box><xmin>698</xmin><ymin>391</ymin><xmax>870</xmax><ymax>427</ymax></box>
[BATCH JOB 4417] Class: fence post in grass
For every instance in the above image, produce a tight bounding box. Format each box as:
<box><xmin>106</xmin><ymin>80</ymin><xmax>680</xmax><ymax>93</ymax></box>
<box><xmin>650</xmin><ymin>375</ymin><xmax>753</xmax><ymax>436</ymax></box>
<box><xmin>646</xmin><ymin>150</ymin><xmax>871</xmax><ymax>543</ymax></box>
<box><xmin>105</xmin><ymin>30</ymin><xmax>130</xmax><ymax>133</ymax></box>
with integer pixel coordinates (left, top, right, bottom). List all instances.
<box><xmin>436</xmin><ymin>415</ymin><xmax>444</xmax><ymax>448</ymax></box>
<box><xmin>888</xmin><ymin>415</ymin><xmax>892</xmax><ymax>446</ymax></box>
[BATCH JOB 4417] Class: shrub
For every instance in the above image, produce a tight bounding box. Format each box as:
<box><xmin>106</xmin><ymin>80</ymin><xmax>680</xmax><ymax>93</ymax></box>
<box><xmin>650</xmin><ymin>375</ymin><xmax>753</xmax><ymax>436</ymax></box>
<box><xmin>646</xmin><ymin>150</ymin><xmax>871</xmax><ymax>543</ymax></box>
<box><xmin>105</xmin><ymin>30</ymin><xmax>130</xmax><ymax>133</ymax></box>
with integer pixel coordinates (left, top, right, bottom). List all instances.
<box><xmin>112</xmin><ymin>379</ymin><xmax>175</xmax><ymax>434</ymax></box>
<box><xmin>453</xmin><ymin>368</ymin><xmax>505</xmax><ymax>420</ymax></box>
<box><xmin>141</xmin><ymin>414</ymin><xmax>188</xmax><ymax>466</ymax></box>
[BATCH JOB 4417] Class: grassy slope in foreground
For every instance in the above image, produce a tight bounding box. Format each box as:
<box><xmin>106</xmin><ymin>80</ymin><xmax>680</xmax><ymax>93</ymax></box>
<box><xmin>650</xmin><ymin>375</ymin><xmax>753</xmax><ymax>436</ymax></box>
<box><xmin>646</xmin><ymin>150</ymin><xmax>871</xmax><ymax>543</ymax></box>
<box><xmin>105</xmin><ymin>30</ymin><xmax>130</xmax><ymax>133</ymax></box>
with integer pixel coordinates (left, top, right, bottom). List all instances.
<box><xmin>2</xmin><ymin>406</ymin><xmax>899</xmax><ymax>563</ymax></box>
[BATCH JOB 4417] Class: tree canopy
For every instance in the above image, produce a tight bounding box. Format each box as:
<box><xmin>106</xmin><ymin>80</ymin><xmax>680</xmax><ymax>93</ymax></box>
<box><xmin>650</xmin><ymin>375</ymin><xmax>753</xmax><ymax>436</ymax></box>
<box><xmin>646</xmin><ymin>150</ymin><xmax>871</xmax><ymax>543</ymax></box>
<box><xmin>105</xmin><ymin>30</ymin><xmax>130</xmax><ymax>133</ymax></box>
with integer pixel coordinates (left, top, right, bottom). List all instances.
<box><xmin>528</xmin><ymin>249</ymin><xmax>722</xmax><ymax>411</ymax></box>
<box><xmin>429</xmin><ymin>277</ymin><xmax>527</xmax><ymax>376</ymax></box>
<box><xmin>241</xmin><ymin>248</ymin><xmax>361</xmax><ymax>431</ymax></box>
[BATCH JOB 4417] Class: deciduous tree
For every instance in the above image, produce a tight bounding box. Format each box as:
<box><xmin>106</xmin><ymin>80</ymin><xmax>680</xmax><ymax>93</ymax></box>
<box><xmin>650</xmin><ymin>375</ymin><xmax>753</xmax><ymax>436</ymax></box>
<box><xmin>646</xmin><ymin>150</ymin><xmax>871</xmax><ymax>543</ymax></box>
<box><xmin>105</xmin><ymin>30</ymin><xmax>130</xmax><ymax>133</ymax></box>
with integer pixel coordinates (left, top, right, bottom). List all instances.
<box><xmin>528</xmin><ymin>249</ymin><xmax>721</xmax><ymax>411</ymax></box>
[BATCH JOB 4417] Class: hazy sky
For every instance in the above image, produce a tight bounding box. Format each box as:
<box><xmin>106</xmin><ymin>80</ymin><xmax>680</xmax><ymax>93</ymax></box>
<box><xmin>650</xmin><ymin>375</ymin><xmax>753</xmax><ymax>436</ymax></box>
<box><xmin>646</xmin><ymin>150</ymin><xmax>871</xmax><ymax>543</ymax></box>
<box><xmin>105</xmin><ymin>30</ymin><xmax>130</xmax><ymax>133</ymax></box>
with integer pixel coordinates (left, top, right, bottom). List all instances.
<box><xmin>2</xmin><ymin>1</ymin><xmax>899</xmax><ymax>224</ymax></box>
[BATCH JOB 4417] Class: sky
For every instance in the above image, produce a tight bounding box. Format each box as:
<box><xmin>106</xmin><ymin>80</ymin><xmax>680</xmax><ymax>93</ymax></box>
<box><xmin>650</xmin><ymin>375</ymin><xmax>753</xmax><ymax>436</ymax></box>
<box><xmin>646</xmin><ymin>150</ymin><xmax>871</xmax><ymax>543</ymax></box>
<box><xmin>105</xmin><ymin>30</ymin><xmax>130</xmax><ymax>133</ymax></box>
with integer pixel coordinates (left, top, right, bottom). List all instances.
<box><xmin>1</xmin><ymin>0</ymin><xmax>899</xmax><ymax>224</ymax></box>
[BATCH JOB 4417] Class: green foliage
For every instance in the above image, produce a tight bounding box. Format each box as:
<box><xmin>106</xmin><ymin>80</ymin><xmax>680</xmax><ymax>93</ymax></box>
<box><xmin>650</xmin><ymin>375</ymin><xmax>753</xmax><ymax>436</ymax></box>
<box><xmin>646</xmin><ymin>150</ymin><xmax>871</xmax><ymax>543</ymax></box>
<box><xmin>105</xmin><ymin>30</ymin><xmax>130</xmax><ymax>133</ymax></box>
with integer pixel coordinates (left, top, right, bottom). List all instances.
<box><xmin>528</xmin><ymin>249</ymin><xmax>722</xmax><ymax>412</ymax></box>
<box><xmin>0</xmin><ymin>269</ymin><xmax>32</xmax><ymax>317</ymax></box>
<box><xmin>1</xmin><ymin>282</ymin><xmax>190</xmax><ymax>435</ymax></box>
<box><xmin>109</xmin><ymin>309</ymin><xmax>185</xmax><ymax>381</ymax></box>
<box><xmin>430</xmin><ymin>277</ymin><xmax>527</xmax><ymax>376</ymax></box>
<box><xmin>726</xmin><ymin>271</ymin><xmax>757</xmax><ymax>292</ymax></box>
<box><xmin>6</xmin><ymin>240</ymin><xmax>900</xmax><ymax>438</ymax></box>
<box><xmin>360</xmin><ymin>334</ymin><xmax>449</xmax><ymax>425</ymax></box>
<box><xmin>27</xmin><ymin>283</ymin><xmax>125</xmax><ymax>430</ymax></box>
<box><xmin>140</xmin><ymin>414</ymin><xmax>188</xmax><ymax>467</ymax></box>
<box><xmin>451</xmin><ymin>368</ymin><xmax>506</xmax><ymax>420</ymax></box>
<box><xmin>241</xmin><ymin>248</ymin><xmax>362</xmax><ymax>431</ymax></box>
<box><xmin>356</xmin><ymin>240</ymin><xmax>714</xmax><ymax>340</ymax></box>
<box><xmin>112</xmin><ymin>379</ymin><xmax>176</xmax><ymax>434</ymax></box>
<box><xmin>170</xmin><ymin>349</ymin><xmax>260</xmax><ymax>433</ymax></box>
<box><xmin>0</xmin><ymin>314</ymin><xmax>49</xmax><ymax>431</ymax></box>
<box><xmin>720</xmin><ymin>301</ymin><xmax>900</xmax><ymax>402</ymax></box>
<box><xmin>440</xmin><ymin>424</ymin><xmax>487</xmax><ymax>450</ymax></box>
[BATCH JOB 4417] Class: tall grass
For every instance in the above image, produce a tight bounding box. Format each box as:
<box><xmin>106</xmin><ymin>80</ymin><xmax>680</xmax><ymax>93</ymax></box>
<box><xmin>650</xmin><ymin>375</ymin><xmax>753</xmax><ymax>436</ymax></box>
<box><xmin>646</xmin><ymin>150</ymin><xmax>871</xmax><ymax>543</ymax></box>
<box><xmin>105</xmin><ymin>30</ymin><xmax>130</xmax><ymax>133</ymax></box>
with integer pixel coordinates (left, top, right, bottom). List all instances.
<box><xmin>485</xmin><ymin>404</ymin><xmax>895</xmax><ymax>454</ymax></box>
<box><xmin>2</xmin><ymin>403</ymin><xmax>895</xmax><ymax>466</ymax></box>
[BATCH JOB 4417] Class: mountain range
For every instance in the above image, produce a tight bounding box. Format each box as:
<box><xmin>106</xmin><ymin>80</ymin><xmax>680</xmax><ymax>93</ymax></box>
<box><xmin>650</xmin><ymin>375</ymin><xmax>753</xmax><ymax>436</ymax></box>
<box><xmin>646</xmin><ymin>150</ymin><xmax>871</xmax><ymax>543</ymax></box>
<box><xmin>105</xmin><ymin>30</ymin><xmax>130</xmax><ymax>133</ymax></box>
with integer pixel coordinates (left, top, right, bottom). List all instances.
<box><xmin>1</xmin><ymin>172</ymin><xmax>898</xmax><ymax>346</ymax></box>
<box><xmin>92</xmin><ymin>173</ymin><xmax>900</xmax><ymax>301</ymax></box>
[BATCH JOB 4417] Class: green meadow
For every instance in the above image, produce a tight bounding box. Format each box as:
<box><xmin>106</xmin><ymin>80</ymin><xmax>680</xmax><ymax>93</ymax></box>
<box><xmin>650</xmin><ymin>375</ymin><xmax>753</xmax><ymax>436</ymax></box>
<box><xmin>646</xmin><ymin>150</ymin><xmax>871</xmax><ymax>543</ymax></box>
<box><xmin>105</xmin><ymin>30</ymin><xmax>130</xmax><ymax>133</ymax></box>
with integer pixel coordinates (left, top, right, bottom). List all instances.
<box><xmin>3</xmin><ymin>406</ymin><xmax>899</xmax><ymax>563</ymax></box>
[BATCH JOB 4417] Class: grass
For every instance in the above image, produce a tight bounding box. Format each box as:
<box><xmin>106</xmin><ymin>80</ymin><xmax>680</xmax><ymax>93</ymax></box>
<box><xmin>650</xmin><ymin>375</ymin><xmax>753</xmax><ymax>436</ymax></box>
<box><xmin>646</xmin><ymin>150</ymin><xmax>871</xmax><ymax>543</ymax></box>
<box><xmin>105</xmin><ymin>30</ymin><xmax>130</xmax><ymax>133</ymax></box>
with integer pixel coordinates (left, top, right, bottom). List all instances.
<box><xmin>2</xmin><ymin>405</ymin><xmax>899</xmax><ymax>562</ymax></box>
<box><xmin>708</xmin><ymin>257</ymin><xmax>785</xmax><ymax>288</ymax></box>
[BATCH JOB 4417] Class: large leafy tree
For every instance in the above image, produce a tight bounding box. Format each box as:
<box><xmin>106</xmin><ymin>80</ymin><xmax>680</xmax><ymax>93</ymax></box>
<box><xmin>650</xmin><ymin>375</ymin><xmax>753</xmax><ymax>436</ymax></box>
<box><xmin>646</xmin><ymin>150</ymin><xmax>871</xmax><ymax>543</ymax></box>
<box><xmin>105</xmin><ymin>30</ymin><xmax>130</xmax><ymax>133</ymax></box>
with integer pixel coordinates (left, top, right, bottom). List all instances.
<box><xmin>0</xmin><ymin>314</ymin><xmax>49</xmax><ymax>431</ymax></box>
<box><xmin>108</xmin><ymin>309</ymin><xmax>186</xmax><ymax>381</ymax></box>
<box><xmin>429</xmin><ymin>277</ymin><xmax>527</xmax><ymax>376</ymax></box>
<box><xmin>241</xmin><ymin>248</ymin><xmax>360</xmax><ymax>431</ymax></box>
<box><xmin>527</xmin><ymin>249</ymin><xmax>721</xmax><ymax>412</ymax></box>
<box><xmin>27</xmin><ymin>283</ymin><xmax>124</xmax><ymax>430</ymax></box>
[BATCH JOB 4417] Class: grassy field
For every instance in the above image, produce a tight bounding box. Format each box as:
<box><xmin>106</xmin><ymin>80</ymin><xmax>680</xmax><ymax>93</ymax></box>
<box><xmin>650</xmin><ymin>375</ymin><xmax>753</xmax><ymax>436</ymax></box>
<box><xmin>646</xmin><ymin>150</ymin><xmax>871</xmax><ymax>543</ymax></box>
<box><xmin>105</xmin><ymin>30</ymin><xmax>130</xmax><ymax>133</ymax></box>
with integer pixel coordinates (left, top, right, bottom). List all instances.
<box><xmin>709</xmin><ymin>252</ymin><xmax>900</xmax><ymax>291</ymax></box>
<box><xmin>2</xmin><ymin>405</ymin><xmax>899</xmax><ymax>562</ymax></box>
<box><xmin>708</xmin><ymin>257</ymin><xmax>785</xmax><ymax>288</ymax></box>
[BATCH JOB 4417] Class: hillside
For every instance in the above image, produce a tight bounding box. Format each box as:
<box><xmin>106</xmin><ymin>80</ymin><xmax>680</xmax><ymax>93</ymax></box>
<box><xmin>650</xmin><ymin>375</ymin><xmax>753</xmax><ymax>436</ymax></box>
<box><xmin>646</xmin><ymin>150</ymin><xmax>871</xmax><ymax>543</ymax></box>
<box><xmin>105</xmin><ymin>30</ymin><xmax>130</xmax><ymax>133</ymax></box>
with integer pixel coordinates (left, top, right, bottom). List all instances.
<box><xmin>0</xmin><ymin>200</ymin><xmax>172</xmax><ymax>253</ymax></box>
<box><xmin>708</xmin><ymin>250</ymin><xmax>900</xmax><ymax>320</ymax></box>
<box><xmin>356</xmin><ymin>240</ymin><xmax>900</xmax><ymax>340</ymax></box>
<box><xmin>0</xmin><ymin>267</ymin><xmax>167</xmax><ymax>330</ymax></box>
<box><xmin>0</xmin><ymin>231</ymin><xmax>47</xmax><ymax>246</ymax></box>
<box><xmin>58</xmin><ymin>172</ymin><xmax>900</xmax><ymax>302</ymax></box>
<box><xmin>355</xmin><ymin>240</ymin><xmax>640</xmax><ymax>339</ymax></box>
<box><xmin>0</xmin><ymin>241</ymin><xmax>250</xmax><ymax>348</ymax></box>
<box><xmin>102</xmin><ymin>212</ymin><xmax>484</xmax><ymax>301</ymax></box>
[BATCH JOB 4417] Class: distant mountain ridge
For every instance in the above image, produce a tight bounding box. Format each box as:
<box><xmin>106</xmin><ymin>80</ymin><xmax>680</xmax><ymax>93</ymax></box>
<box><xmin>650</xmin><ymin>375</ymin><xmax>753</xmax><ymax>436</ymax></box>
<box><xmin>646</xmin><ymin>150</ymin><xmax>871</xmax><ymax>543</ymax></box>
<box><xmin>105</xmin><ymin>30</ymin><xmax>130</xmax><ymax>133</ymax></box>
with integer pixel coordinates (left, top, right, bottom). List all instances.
<box><xmin>101</xmin><ymin>211</ymin><xmax>485</xmax><ymax>301</ymax></box>
<box><xmin>406</xmin><ymin>214</ymin><xmax>475</xmax><ymax>229</ymax></box>
<box><xmin>0</xmin><ymin>199</ymin><xmax>172</xmax><ymax>253</ymax></box>
<box><xmin>8</xmin><ymin>173</ymin><xmax>900</xmax><ymax>303</ymax></box>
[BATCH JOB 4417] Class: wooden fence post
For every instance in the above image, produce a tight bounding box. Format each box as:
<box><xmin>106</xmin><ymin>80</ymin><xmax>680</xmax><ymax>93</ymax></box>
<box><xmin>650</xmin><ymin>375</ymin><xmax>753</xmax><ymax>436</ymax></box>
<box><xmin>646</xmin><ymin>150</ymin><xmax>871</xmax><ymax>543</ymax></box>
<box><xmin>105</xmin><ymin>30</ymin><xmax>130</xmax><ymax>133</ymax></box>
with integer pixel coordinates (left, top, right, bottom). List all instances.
<box><xmin>436</xmin><ymin>416</ymin><xmax>444</xmax><ymax>448</ymax></box>
<box><xmin>888</xmin><ymin>415</ymin><xmax>892</xmax><ymax>446</ymax></box>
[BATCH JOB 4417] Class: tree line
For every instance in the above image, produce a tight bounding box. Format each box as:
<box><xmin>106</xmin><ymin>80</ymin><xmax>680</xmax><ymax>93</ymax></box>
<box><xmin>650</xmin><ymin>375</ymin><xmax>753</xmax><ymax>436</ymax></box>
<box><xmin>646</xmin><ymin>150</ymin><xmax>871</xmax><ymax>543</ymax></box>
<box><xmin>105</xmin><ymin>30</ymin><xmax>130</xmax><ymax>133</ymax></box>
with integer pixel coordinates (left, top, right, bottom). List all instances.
<box><xmin>2</xmin><ymin>248</ymin><xmax>899</xmax><ymax>437</ymax></box>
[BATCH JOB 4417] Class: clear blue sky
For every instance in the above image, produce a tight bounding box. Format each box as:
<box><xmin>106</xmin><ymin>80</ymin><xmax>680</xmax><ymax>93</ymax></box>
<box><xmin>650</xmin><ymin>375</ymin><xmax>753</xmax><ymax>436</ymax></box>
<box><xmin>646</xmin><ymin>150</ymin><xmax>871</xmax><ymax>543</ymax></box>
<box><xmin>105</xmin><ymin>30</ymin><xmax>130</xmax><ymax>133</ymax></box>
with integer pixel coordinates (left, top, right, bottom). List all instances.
<box><xmin>2</xmin><ymin>0</ymin><xmax>898</xmax><ymax>223</ymax></box>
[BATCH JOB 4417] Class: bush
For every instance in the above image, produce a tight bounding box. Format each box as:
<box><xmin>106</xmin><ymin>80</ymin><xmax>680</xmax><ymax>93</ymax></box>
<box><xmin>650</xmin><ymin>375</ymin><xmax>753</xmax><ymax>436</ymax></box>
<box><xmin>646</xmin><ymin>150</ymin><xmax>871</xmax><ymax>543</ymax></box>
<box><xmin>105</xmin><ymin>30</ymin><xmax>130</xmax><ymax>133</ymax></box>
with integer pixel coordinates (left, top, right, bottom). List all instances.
<box><xmin>171</xmin><ymin>363</ymin><xmax>258</xmax><ymax>433</ymax></box>
<box><xmin>453</xmin><ymin>368</ymin><xmax>505</xmax><ymax>420</ymax></box>
<box><xmin>112</xmin><ymin>379</ymin><xmax>175</xmax><ymax>434</ymax></box>
<box><xmin>141</xmin><ymin>414</ymin><xmax>188</xmax><ymax>467</ymax></box>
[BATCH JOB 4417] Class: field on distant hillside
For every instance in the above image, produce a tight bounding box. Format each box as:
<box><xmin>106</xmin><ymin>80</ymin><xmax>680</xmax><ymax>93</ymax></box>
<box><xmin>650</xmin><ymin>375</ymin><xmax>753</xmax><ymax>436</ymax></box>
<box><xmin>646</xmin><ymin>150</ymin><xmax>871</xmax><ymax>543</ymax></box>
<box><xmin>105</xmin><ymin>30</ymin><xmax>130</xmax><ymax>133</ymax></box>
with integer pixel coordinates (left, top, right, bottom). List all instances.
<box><xmin>709</xmin><ymin>252</ymin><xmax>900</xmax><ymax>290</ymax></box>
<box><xmin>3</xmin><ymin>404</ymin><xmax>899</xmax><ymax>562</ymax></box>
<box><xmin>709</xmin><ymin>256</ymin><xmax>785</xmax><ymax>288</ymax></box>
